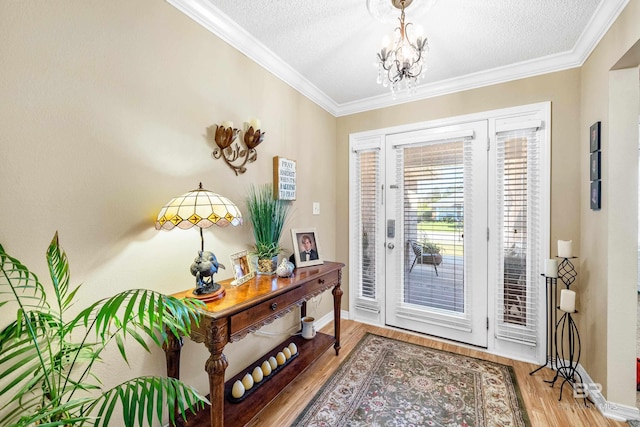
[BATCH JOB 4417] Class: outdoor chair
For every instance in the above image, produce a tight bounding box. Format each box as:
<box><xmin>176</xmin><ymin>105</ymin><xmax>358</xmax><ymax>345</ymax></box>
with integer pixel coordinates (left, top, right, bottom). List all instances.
<box><xmin>409</xmin><ymin>240</ymin><xmax>439</xmax><ymax>276</ymax></box>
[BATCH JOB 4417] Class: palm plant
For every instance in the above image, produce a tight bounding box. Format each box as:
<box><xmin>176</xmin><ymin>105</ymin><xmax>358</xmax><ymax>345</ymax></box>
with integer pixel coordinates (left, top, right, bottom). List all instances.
<box><xmin>0</xmin><ymin>233</ymin><xmax>208</xmax><ymax>427</ymax></box>
<box><xmin>245</xmin><ymin>184</ymin><xmax>291</xmax><ymax>271</ymax></box>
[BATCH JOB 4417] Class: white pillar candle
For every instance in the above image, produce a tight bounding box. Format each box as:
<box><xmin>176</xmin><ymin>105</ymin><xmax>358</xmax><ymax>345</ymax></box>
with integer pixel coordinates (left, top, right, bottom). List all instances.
<box><xmin>249</xmin><ymin>118</ymin><xmax>261</xmax><ymax>130</ymax></box>
<box><xmin>557</xmin><ymin>240</ymin><xmax>572</xmax><ymax>258</ymax></box>
<box><xmin>221</xmin><ymin>121</ymin><xmax>234</xmax><ymax>129</ymax></box>
<box><xmin>545</xmin><ymin>259</ymin><xmax>558</xmax><ymax>278</ymax></box>
<box><xmin>559</xmin><ymin>289</ymin><xmax>576</xmax><ymax>313</ymax></box>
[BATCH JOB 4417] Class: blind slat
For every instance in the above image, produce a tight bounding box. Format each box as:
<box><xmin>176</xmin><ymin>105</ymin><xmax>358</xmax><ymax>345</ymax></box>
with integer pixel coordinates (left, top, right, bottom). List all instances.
<box><xmin>356</xmin><ymin>150</ymin><xmax>379</xmax><ymax>300</ymax></box>
<box><xmin>495</xmin><ymin>129</ymin><xmax>540</xmax><ymax>345</ymax></box>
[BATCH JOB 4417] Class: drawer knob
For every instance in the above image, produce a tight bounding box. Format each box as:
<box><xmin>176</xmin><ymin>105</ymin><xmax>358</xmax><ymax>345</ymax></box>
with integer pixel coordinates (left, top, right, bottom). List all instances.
<box><xmin>270</xmin><ymin>303</ymin><xmax>278</xmax><ymax>311</ymax></box>
<box><xmin>319</xmin><ymin>279</ymin><xmax>325</xmax><ymax>284</ymax></box>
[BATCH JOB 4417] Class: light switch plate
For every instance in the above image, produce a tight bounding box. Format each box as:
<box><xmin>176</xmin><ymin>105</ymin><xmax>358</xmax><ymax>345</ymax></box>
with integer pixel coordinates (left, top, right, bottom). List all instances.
<box><xmin>312</xmin><ymin>202</ymin><xmax>320</xmax><ymax>215</ymax></box>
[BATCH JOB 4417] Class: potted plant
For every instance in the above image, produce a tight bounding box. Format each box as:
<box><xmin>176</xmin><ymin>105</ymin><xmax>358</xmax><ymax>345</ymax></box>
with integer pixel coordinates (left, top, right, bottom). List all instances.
<box><xmin>245</xmin><ymin>184</ymin><xmax>291</xmax><ymax>274</ymax></box>
<box><xmin>419</xmin><ymin>239</ymin><xmax>443</xmax><ymax>265</ymax></box>
<box><xmin>0</xmin><ymin>233</ymin><xmax>208</xmax><ymax>426</ymax></box>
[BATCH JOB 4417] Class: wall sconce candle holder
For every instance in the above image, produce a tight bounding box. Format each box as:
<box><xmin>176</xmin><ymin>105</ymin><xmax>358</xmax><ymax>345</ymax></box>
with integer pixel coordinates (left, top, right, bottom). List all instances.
<box><xmin>211</xmin><ymin>122</ymin><xmax>265</xmax><ymax>176</ymax></box>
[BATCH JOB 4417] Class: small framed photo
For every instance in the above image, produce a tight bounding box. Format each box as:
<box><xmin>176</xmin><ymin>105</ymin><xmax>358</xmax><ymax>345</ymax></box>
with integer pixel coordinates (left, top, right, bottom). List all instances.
<box><xmin>229</xmin><ymin>250</ymin><xmax>254</xmax><ymax>286</ymax></box>
<box><xmin>590</xmin><ymin>121</ymin><xmax>601</xmax><ymax>152</ymax></box>
<box><xmin>590</xmin><ymin>180</ymin><xmax>601</xmax><ymax>210</ymax></box>
<box><xmin>291</xmin><ymin>228</ymin><xmax>324</xmax><ymax>268</ymax></box>
<box><xmin>590</xmin><ymin>151</ymin><xmax>601</xmax><ymax>180</ymax></box>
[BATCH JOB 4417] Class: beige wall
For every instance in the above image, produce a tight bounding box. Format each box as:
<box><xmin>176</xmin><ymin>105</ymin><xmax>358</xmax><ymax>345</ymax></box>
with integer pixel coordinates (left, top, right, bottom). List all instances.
<box><xmin>0</xmin><ymin>0</ymin><xmax>336</xmax><ymax>422</ymax></box>
<box><xmin>580</xmin><ymin>0</ymin><xmax>640</xmax><ymax>405</ymax></box>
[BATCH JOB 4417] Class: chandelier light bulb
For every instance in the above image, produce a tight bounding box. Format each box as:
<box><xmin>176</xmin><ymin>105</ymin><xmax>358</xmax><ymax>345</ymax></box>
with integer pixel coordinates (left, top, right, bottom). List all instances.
<box><xmin>381</xmin><ymin>35</ymin><xmax>391</xmax><ymax>49</ymax></box>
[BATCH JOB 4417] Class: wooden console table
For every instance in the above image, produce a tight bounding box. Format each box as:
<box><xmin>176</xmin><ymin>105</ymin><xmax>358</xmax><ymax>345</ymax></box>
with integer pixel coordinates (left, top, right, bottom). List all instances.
<box><xmin>164</xmin><ymin>261</ymin><xmax>345</xmax><ymax>427</ymax></box>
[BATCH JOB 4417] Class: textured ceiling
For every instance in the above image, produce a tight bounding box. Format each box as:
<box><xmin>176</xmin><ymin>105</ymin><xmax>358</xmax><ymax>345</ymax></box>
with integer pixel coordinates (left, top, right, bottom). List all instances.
<box><xmin>168</xmin><ymin>0</ymin><xmax>629</xmax><ymax>116</ymax></box>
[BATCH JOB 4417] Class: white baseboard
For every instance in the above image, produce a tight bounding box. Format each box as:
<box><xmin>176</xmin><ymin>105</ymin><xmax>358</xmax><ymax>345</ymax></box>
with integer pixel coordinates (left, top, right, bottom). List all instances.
<box><xmin>314</xmin><ymin>309</ymin><xmax>350</xmax><ymax>330</ymax></box>
<box><xmin>575</xmin><ymin>362</ymin><xmax>640</xmax><ymax>421</ymax></box>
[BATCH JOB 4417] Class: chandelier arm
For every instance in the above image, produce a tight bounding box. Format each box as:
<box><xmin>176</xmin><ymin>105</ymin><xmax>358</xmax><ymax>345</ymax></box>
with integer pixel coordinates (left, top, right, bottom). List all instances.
<box><xmin>407</xmin><ymin>64</ymin><xmax>423</xmax><ymax>79</ymax></box>
<box><xmin>403</xmin><ymin>22</ymin><xmax>420</xmax><ymax>49</ymax></box>
<box><xmin>378</xmin><ymin>51</ymin><xmax>391</xmax><ymax>68</ymax></box>
<box><xmin>381</xmin><ymin>56</ymin><xmax>395</xmax><ymax>82</ymax></box>
<box><xmin>394</xmin><ymin>24</ymin><xmax>402</xmax><ymax>42</ymax></box>
<box><xmin>389</xmin><ymin>63</ymin><xmax>403</xmax><ymax>84</ymax></box>
<box><xmin>379</xmin><ymin>48</ymin><xmax>397</xmax><ymax>73</ymax></box>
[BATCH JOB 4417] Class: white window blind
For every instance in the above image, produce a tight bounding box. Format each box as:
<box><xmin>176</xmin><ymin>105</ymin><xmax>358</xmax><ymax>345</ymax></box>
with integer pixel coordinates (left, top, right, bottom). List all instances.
<box><xmin>354</xmin><ymin>149</ymin><xmax>380</xmax><ymax>302</ymax></box>
<box><xmin>395</xmin><ymin>137</ymin><xmax>472</xmax><ymax>331</ymax></box>
<box><xmin>495</xmin><ymin>127</ymin><xmax>541</xmax><ymax>345</ymax></box>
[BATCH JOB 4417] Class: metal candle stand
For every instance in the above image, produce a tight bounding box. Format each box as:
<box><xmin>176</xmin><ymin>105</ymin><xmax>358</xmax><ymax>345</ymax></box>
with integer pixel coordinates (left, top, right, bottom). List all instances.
<box><xmin>530</xmin><ymin>257</ymin><xmax>588</xmax><ymax>403</ymax></box>
<box><xmin>529</xmin><ymin>273</ymin><xmax>558</xmax><ymax>375</ymax></box>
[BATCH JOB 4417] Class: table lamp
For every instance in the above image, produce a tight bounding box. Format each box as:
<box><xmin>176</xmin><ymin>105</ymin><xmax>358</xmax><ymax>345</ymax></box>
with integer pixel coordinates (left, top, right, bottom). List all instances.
<box><xmin>156</xmin><ymin>183</ymin><xmax>242</xmax><ymax>301</ymax></box>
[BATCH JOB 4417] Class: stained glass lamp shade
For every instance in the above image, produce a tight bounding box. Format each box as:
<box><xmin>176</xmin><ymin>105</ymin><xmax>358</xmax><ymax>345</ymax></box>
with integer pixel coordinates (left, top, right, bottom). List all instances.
<box><xmin>156</xmin><ymin>183</ymin><xmax>242</xmax><ymax>299</ymax></box>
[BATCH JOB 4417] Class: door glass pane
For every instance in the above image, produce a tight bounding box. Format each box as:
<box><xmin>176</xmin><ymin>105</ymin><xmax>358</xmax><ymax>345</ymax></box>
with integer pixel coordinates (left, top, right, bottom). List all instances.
<box><xmin>359</xmin><ymin>151</ymin><xmax>379</xmax><ymax>299</ymax></box>
<box><xmin>495</xmin><ymin>126</ymin><xmax>540</xmax><ymax>345</ymax></box>
<box><xmin>403</xmin><ymin>141</ymin><xmax>465</xmax><ymax>312</ymax></box>
<box><xmin>502</xmin><ymin>137</ymin><xmax>527</xmax><ymax>326</ymax></box>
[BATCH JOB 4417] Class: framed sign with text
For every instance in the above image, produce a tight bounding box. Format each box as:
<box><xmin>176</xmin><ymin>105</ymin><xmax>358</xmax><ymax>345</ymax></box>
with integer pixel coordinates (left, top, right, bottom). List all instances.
<box><xmin>273</xmin><ymin>156</ymin><xmax>296</xmax><ymax>200</ymax></box>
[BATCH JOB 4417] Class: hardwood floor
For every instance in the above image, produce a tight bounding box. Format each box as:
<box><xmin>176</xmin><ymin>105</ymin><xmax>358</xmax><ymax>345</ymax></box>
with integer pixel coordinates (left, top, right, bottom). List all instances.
<box><xmin>247</xmin><ymin>320</ymin><xmax>628</xmax><ymax>427</ymax></box>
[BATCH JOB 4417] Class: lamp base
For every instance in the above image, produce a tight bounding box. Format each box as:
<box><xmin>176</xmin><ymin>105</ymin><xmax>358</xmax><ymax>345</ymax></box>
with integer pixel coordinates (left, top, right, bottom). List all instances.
<box><xmin>192</xmin><ymin>283</ymin><xmax>226</xmax><ymax>302</ymax></box>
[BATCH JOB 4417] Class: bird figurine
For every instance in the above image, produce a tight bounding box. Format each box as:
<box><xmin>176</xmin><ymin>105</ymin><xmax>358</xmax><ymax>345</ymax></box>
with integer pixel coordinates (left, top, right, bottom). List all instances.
<box><xmin>190</xmin><ymin>250</ymin><xmax>225</xmax><ymax>294</ymax></box>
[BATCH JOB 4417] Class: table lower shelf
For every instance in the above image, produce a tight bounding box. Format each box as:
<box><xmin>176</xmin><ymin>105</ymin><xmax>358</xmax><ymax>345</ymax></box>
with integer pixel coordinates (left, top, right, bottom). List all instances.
<box><xmin>176</xmin><ymin>332</ymin><xmax>335</xmax><ymax>427</ymax></box>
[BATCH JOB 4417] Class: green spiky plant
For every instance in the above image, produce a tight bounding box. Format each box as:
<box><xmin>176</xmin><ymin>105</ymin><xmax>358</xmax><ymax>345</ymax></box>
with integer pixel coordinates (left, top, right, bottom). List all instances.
<box><xmin>245</xmin><ymin>184</ymin><xmax>291</xmax><ymax>272</ymax></box>
<box><xmin>0</xmin><ymin>233</ymin><xmax>208</xmax><ymax>426</ymax></box>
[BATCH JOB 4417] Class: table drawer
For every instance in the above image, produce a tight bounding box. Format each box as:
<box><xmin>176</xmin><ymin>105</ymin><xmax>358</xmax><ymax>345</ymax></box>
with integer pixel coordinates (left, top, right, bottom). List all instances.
<box><xmin>228</xmin><ymin>270</ymin><xmax>340</xmax><ymax>337</ymax></box>
<box><xmin>229</xmin><ymin>289</ymin><xmax>301</xmax><ymax>336</ymax></box>
<box><xmin>301</xmin><ymin>270</ymin><xmax>340</xmax><ymax>295</ymax></box>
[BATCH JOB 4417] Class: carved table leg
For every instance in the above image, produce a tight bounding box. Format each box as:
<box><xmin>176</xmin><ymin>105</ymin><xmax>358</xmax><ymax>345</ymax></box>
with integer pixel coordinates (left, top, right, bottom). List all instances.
<box><xmin>204</xmin><ymin>317</ymin><xmax>229</xmax><ymax>427</ymax></box>
<box><xmin>332</xmin><ymin>270</ymin><xmax>343</xmax><ymax>355</ymax></box>
<box><xmin>163</xmin><ymin>328</ymin><xmax>183</xmax><ymax>425</ymax></box>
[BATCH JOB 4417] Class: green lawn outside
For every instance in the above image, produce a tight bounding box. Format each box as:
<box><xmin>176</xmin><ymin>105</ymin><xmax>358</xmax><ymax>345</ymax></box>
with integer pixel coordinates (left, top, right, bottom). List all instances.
<box><xmin>417</xmin><ymin>221</ymin><xmax>461</xmax><ymax>232</ymax></box>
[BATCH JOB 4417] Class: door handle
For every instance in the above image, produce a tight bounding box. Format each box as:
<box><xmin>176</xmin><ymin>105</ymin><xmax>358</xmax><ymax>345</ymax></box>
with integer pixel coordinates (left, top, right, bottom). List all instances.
<box><xmin>387</xmin><ymin>243</ymin><xmax>395</xmax><ymax>249</ymax></box>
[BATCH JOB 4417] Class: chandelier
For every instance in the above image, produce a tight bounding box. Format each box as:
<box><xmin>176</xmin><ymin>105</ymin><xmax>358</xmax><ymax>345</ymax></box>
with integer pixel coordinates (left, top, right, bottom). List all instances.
<box><xmin>375</xmin><ymin>0</ymin><xmax>428</xmax><ymax>94</ymax></box>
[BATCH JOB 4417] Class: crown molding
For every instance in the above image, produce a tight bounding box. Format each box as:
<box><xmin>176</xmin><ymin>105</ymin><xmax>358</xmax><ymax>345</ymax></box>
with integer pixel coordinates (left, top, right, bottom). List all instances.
<box><xmin>167</xmin><ymin>0</ymin><xmax>629</xmax><ymax>118</ymax></box>
<box><xmin>335</xmin><ymin>51</ymin><xmax>581</xmax><ymax>116</ymax></box>
<box><xmin>572</xmin><ymin>0</ymin><xmax>630</xmax><ymax>65</ymax></box>
<box><xmin>167</xmin><ymin>0</ymin><xmax>340</xmax><ymax>115</ymax></box>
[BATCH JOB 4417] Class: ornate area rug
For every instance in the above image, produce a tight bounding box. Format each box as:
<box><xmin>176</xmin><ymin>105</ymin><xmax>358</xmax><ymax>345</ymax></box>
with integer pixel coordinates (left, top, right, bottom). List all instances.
<box><xmin>292</xmin><ymin>333</ymin><xmax>530</xmax><ymax>427</ymax></box>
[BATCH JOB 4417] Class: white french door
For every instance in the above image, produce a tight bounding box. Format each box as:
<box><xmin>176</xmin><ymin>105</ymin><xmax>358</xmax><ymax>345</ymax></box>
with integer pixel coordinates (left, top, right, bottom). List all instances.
<box><xmin>349</xmin><ymin>102</ymin><xmax>550</xmax><ymax>361</ymax></box>
<box><xmin>384</xmin><ymin>122</ymin><xmax>489</xmax><ymax>346</ymax></box>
